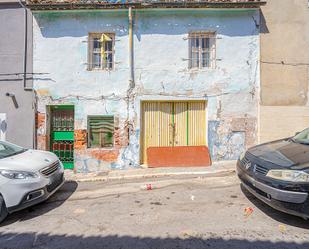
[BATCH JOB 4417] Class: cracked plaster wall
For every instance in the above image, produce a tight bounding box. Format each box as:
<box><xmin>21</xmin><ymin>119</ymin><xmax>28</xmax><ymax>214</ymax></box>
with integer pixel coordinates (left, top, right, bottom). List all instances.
<box><xmin>33</xmin><ymin>9</ymin><xmax>260</xmax><ymax>172</ymax></box>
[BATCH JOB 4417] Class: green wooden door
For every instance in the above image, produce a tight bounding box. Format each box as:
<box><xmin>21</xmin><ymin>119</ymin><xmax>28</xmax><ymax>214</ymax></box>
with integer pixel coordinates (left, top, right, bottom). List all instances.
<box><xmin>50</xmin><ymin>105</ymin><xmax>74</xmax><ymax>169</ymax></box>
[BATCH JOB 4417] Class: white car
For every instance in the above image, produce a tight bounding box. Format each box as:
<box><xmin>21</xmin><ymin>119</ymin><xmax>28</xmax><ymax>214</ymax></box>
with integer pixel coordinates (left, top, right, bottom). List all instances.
<box><xmin>0</xmin><ymin>141</ymin><xmax>64</xmax><ymax>223</ymax></box>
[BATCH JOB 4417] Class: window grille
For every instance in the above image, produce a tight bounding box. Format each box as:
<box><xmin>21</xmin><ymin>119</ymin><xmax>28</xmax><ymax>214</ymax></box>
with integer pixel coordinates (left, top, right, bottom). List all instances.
<box><xmin>87</xmin><ymin>115</ymin><xmax>114</xmax><ymax>148</ymax></box>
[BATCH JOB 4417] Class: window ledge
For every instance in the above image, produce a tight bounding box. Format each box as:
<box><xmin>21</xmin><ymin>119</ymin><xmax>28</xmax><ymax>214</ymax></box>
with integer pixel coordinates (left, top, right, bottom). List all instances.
<box><xmin>87</xmin><ymin>68</ymin><xmax>115</xmax><ymax>72</ymax></box>
<box><xmin>187</xmin><ymin>68</ymin><xmax>217</xmax><ymax>73</ymax></box>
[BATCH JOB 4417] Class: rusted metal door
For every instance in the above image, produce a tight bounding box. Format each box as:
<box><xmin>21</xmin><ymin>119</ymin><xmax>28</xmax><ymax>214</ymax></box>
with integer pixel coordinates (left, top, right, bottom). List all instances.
<box><xmin>141</xmin><ymin>101</ymin><xmax>206</xmax><ymax>165</ymax></box>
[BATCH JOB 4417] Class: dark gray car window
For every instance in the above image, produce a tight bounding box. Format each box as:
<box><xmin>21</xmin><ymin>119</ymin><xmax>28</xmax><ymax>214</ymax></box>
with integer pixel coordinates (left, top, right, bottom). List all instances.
<box><xmin>0</xmin><ymin>141</ymin><xmax>26</xmax><ymax>159</ymax></box>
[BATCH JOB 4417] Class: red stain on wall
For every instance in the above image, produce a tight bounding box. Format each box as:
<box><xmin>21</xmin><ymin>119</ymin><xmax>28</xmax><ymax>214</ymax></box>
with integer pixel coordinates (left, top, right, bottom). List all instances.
<box><xmin>37</xmin><ymin>135</ymin><xmax>47</xmax><ymax>151</ymax></box>
<box><xmin>36</xmin><ymin>112</ymin><xmax>45</xmax><ymax>130</ymax></box>
<box><xmin>74</xmin><ymin>127</ymin><xmax>124</xmax><ymax>163</ymax></box>
<box><xmin>147</xmin><ymin>146</ymin><xmax>212</xmax><ymax>168</ymax></box>
<box><xmin>36</xmin><ymin>112</ymin><xmax>47</xmax><ymax>150</ymax></box>
<box><xmin>114</xmin><ymin>126</ymin><xmax>129</xmax><ymax>147</ymax></box>
<box><xmin>90</xmin><ymin>149</ymin><xmax>119</xmax><ymax>162</ymax></box>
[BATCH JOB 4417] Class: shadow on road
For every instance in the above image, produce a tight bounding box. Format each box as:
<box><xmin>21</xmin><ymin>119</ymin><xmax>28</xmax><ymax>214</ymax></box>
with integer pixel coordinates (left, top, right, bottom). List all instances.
<box><xmin>0</xmin><ymin>232</ymin><xmax>308</xmax><ymax>249</ymax></box>
<box><xmin>0</xmin><ymin>180</ymin><xmax>78</xmax><ymax>227</ymax></box>
<box><xmin>240</xmin><ymin>184</ymin><xmax>309</xmax><ymax>229</ymax></box>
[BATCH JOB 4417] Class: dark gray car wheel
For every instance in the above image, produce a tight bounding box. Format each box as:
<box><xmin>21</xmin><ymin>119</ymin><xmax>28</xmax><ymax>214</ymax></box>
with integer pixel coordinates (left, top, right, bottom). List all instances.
<box><xmin>0</xmin><ymin>195</ymin><xmax>8</xmax><ymax>223</ymax></box>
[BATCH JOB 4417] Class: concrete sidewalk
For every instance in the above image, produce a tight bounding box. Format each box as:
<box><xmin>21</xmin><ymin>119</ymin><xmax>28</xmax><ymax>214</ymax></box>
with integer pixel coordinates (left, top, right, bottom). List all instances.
<box><xmin>64</xmin><ymin>160</ymin><xmax>237</xmax><ymax>182</ymax></box>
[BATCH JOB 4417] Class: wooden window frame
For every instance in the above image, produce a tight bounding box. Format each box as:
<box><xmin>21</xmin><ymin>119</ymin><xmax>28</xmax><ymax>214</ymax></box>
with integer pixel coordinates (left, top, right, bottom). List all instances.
<box><xmin>88</xmin><ymin>32</ymin><xmax>115</xmax><ymax>71</ymax></box>
<box><xmin>87</xmin><ymin>115</ymin><xmax>115</xmax><ymax>148</ymax></box>
<box><xmin>188</xmin><ymin>32</ymin><xmax>216</xmax><ymax>70</ymax></box>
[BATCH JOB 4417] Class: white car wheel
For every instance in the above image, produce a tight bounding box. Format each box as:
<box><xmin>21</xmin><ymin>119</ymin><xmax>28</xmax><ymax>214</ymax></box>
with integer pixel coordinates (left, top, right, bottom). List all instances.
<box><xmin>0</xmin><ymin>195</ymin><xmax>8</xmax><ymax>223</ymax></box>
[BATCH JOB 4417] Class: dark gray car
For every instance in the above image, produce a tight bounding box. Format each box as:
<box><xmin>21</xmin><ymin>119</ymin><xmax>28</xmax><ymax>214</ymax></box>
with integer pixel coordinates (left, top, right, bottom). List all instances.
<box><xmin>237</xmin><ymin>128</ymin><xmax>309</xmax><ymax>219</ymax></box>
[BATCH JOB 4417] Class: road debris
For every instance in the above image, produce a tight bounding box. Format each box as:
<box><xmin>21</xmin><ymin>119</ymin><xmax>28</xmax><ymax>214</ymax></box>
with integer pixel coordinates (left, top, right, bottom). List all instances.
<box><xmin>73</xmin><ymin>208</ymin><xmax>86</xmax><ymax>214</ymax></box>
<box><xmin>150</xmin><ymin>201</ymin><xmax>163</xmax><ymax>206</ymax></box>
<box><xmin>244</xmin><ymin>207</ymin><xmax>254</xmax><ymax>217</ymax></box>
<box><xmin>191</xmin><ymin>195</ymin><xmax>195</xmax><ymax>201</ymax></box>
<box><xmin>278</xmin><ymin>224</ymin><xmax>286</xmax><ymax>233</ymax></box>
<box><xmin>140</xmin><ymin>184</ymin><xmax>157</xmax><ymax>190</ymax></box>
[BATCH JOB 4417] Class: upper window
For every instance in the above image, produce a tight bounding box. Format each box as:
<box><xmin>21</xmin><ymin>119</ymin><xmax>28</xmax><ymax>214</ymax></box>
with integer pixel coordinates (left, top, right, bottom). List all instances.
<box><xmin>87</xmin><ymin>115</ymin><xmax>114</xmax><ymax>148</ymax></box>
<box><xmin>88</xmin><ymin>33</ymin><xmax>115</xmax><ymax>70</ymax></box>
<box><xmin>189</xmin><ymin>32</ymin><xmax>216</xmax><ymax>69</ymax></box>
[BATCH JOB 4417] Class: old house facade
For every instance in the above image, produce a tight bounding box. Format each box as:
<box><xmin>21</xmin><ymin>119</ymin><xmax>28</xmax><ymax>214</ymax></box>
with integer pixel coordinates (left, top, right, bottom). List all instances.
<box><xmin>27</xmin><ymin>0</ymin><xmax>265</xmax><ymax>172</ymax></box>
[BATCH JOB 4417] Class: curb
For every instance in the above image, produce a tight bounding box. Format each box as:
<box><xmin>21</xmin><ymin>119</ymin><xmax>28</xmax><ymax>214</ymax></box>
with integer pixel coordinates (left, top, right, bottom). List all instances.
<box><xmin>65</xmin><ymin>168</ymin><xmax>236</xmax><ymax>183</ymax></box>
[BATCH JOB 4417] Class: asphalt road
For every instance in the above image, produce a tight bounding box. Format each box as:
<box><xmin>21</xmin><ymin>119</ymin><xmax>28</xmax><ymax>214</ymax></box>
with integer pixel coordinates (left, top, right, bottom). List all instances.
<box><xmin>1</xmin><ymin>173</ymin><xmax>309</xmax><ymax>249</ymax></box>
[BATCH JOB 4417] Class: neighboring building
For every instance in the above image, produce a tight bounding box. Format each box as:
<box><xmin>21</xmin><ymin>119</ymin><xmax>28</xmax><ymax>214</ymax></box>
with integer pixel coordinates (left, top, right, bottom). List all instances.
<box><xmin>27</xmin><ymin>0</ymin><xmax>265</xmax><ymax>172</ymax></box>
<box><xmin>260</xmin><ymin>0</ymin><xmax>309</xmax><ymax>142</ymax></box>
<box><xmin>0</xmin><ymin>0</ymin><xmax>35</xmax><ymax>148</ymax></box>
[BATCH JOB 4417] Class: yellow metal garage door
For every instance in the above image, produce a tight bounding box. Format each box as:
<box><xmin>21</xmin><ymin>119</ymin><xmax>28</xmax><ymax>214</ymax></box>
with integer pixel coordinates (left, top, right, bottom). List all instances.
<box><xmin>141</xmin><ymin>101</ymin><xmax>207</xmax><ymax>165</ymax></box>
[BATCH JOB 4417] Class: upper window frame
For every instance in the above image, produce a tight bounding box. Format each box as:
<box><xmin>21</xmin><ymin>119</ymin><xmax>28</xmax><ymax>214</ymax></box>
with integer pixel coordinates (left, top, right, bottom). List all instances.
<box><xmin>88</xmin><ymin>32</ymin><xmax>115</xmax><ymax>71</ymax></box>
<box><xmin>188</xmin><ymin>31</ymin><xmax>216</xmax><ymax>70</ymax></box>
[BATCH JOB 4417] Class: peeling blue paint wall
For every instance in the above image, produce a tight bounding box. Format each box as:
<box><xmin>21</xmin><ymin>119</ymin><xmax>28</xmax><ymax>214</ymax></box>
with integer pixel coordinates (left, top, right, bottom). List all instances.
<box><xmin>33</xmin><ymin>9</ymin><xmax>260</xmax><ymax>172</ymax></box>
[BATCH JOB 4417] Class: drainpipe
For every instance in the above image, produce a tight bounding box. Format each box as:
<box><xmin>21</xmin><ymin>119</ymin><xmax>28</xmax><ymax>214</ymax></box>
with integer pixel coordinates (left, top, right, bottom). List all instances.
<box><xmin>124</xmin><ymin>6</ymin><xmax>135</xmax><ymax>160</ymax></box>
<box><xmin>126</xmin><ymin>7</ymin><xmax>135</xmax><ymax>138</ymax></box>
<box><xmin>18</xmin><ymin>0</ymin><xmax>30</xmax><ymax>91</ymax></box>
<box><xmin>128</xmin><ymin>7</ymin><xmax>135</xmax><ymax>88</ymax></box>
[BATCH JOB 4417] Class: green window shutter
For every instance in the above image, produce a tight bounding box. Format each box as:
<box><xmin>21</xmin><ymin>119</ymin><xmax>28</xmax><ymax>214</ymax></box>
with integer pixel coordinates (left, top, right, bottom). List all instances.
<box><xmin>88</xmin><ymin>116</ymin><xmax>114</xmax><ymax>148</ymax></box>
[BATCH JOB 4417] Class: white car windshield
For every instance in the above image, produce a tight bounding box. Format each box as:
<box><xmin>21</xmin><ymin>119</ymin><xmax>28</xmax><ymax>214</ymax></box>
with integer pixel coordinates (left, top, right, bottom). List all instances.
<box><xmin>0</xmin><ymin>141</ymin><xmax>27</xmax><ymax>159</ymax></box>
<box><xmin>292</xmin><ymin>128</ymin><xmax>309</xmax><ymax>145</ymax></box>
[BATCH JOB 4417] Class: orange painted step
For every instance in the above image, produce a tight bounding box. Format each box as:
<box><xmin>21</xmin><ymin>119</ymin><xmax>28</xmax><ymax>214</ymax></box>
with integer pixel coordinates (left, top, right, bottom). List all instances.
<box><xmin>147</xmin><ymin>146</ymin><xmax>212</xmax><ymax>168</ymax></box>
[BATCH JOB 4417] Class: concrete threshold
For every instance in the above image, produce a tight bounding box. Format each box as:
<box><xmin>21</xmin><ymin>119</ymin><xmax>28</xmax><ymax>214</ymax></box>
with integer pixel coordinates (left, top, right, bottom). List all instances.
<box><xmin>64</xmin><ymin>160</ymin><xmax>237</xmax><ymax>183</ymax></box>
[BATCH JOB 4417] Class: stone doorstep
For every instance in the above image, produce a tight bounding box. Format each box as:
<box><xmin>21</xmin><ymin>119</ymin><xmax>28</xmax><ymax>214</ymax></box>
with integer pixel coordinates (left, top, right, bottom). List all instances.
<box><xmin>64</xmin><ymin>160</ymin><xmax>237</xmax><ymax>183</ymax></box>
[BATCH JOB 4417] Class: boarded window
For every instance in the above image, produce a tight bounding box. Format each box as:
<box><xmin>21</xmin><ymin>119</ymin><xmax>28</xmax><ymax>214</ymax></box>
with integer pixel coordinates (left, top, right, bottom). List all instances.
<box><xmin>88</xmin><ymin>33</ymin><xmax>115</xmax><ymax>70</ymax></box>
<box><xmin>87</xmin><ymin>116</ymin><xmax>114</xmax><ymax>148</ymax></box>
<box><xmin>189</xmin><ymin>32</ymin><xmax>216</xmax><ymax>69</ymax></box>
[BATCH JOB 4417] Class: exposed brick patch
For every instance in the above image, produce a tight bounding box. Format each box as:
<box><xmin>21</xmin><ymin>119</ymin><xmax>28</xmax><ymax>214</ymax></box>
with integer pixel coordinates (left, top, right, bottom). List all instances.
<box><xmin>75</xmin><ymin>147</ymin><xmax>120</xmax><ymax>162</ymax></box>
<box><xmin>114</xmin><ymin>127</ymin><xmax>121</xmax><ymax>146</ymax></box>
<box><xmin>90</xmin><ymin>149</ymin><xmax>119</xmax><ymax>162</ymax></box>
<box><xmin>36</xmin><ymin>112</ymin><xmax>45</xmax><ymax>133</ymax></box>
<box><xmin>74</xmin><ymin>127</ymin><xmax>121</xmax><ymax>163</ymax></box>
<box><xmin>37</xmin><ymin>135</ymin><xmax>47</xmax><ymax>150</ymax></box>
<box><xmin>231</xmin><ymin>117</ymin><xmax>257</xmax><ymax>148</ymax></box>
<box><xmin>114</xmin><ymin>126</ymin><xmax>129</xmax><ymax>147</ymax></box>
<box><xmin>74</xmin><ymin>129</ymin><xmax>87</xmax><ymax>150</ymax></box>
<box><xmin>74</xmin><ymin>148</ymin><xmax>120</xmax><ymax>172</ymax></box>
<box><xmin>36</xmin><ymin>112</ymin><xmax>47</xmax><ymax>150</ymax></box>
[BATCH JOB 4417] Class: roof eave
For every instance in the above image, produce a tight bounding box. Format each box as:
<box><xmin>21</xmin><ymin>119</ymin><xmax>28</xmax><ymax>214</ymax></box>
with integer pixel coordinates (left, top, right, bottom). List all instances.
<box><xmin>26</xmin><ymin>2</ymin><xmax>266</xmax><ymax>11</ymax></box>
